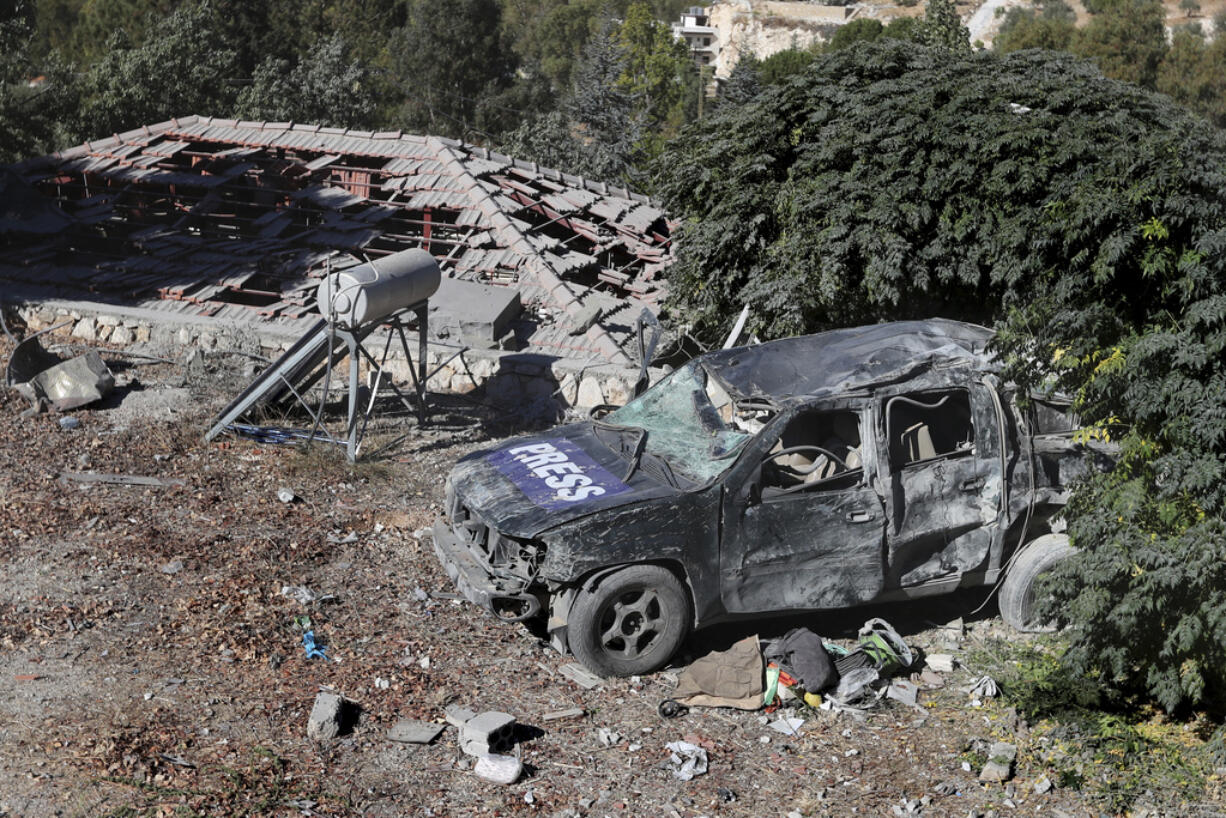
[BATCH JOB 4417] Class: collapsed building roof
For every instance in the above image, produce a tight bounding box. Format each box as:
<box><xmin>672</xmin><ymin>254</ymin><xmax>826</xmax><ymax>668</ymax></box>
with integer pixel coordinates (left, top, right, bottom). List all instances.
<box><xmin>0</xmin><ymin>116</ymin><xmax>673</xmax><ymax>366</ymax></box>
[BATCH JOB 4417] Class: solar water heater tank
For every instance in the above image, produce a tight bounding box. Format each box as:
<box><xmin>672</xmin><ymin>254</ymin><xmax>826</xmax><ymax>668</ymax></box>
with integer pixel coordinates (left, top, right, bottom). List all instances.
<box><xmin>316</xmin><ymin>248</ymin><xmax>441</xmax><ymax>329</ymax></box>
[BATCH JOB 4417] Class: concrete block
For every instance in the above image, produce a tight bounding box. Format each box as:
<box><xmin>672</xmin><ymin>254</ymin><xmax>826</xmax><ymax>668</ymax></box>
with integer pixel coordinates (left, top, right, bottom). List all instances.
<box><xmin>307</xmin><ymin>692</ymin><xmax>344</xmax><ymax>741</ymax></box>
<box><xmin>110</xmin><ymin>325</ymin><xmax>134</xmax><ymax>345</ymax></box>
<box><xmin>460</xmin><ymin>711</ymin><xmax>516</xmax><ymax>756</ymax></box>
<box><xmin>430</xmin><ymin>278</ymin><xmax>521</xmax><ymax>349</ymax></box>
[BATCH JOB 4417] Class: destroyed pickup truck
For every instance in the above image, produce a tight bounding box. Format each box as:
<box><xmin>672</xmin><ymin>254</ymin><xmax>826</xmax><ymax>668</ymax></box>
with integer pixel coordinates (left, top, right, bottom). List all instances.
<box><xmin>433</xmin><ymin>319</ymin><xmax>1114</xmax><ymax>677</ymax></box>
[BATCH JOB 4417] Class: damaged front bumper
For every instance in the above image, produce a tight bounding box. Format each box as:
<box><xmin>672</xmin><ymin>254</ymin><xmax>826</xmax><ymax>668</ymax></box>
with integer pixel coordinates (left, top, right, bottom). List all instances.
<box><xmin>431</xmin><ymin>518</ymin><xmax>542</xmax><ymax>621</ymax></box>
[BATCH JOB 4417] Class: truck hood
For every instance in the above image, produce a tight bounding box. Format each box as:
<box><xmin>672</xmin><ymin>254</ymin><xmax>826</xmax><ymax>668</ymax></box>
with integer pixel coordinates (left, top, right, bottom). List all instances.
<box><xmin>447</xmin><ymin>422</ymin><xmax>683</xmax><ymax>538</ymax></box>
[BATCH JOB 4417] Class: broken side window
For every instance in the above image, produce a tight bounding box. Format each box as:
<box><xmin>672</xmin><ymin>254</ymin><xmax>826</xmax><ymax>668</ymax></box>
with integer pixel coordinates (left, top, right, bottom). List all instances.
<box><xmin>762</xmin><ymin>409</ymin><xmax>863</xmax><ymax>494</ymax></box>
<box><xmin>886</xmin><ymin>389</ymin><xmax>974</xmax><ymax>468</ymax></box>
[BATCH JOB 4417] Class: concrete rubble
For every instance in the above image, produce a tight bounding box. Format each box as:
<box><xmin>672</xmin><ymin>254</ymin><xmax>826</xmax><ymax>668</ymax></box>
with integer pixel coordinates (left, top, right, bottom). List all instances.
<box><xmin>307</xmin><ymin>692</ymin><xmax>345</xmax><ymax>741</ymax></box>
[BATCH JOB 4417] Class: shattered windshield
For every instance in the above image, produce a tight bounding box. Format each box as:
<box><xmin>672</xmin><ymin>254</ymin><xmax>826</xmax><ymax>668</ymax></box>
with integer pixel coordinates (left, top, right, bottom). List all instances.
<box><xmin>601</xmin><ymin>361</ymin><xmax>760</xmax><ymax>483</ymax></box>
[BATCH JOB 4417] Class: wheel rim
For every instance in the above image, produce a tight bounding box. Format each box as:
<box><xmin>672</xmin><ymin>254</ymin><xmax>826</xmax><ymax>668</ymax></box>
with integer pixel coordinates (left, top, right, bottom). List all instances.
<box><xmin>598</xmin><ymin>587</ymin><xmax>665</xmax><ymax>659</ymax></box>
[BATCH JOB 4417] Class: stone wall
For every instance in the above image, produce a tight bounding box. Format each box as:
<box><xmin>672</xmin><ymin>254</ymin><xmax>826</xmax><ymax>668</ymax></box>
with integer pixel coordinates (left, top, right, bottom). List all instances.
<box><xmin>13</xmin><ymin>303</ymin><xmax>646</xmax><ymax>420</ymax></box>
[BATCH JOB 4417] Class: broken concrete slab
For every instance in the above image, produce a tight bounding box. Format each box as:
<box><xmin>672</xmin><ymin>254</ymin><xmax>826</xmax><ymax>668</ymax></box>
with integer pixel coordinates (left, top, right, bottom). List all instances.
<box><xmin>386</xmin><ymin>719</ymin><xmax>445</xmax><ymax>745</ymax></box>
<box><xmin>14</xmin><ymin>348</ymin><xmax>114</xmax><ymax>411</ymax></box>
<box><xmin>558</xmin><ymin>662</ymin><xmax>603</xmax><ymax>689</ymax></box>
<box><xmin>444</xmin><ymin>704</ymin><xmax>477</xmax><ymax>728</ymax></box>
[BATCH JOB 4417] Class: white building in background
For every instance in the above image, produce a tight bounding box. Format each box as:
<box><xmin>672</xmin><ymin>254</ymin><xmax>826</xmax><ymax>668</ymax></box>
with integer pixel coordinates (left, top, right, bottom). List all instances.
<box><xmin>672</xmin><ymin>6</ymin><xmax>719</xmax><ymax>67</ymax></box>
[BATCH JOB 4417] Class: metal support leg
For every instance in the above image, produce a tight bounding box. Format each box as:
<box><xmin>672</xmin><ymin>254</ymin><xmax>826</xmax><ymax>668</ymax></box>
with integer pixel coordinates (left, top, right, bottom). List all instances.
<box><xmin>345</xmin><ymin>331</ymin><xmax>360</xmax><ymax>463</ymax></box>
<box><xmin>416</xmin><ymin>304</ymin><xmax>428</xmax><ymax>425</ymax></box>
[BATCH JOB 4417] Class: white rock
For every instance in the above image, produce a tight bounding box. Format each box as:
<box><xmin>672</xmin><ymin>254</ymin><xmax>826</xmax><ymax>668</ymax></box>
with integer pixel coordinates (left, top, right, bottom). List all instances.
<box><xmin>473</xmin><ymin>754</ymin><xmax>521</xmax><ymax>785</ymax></box>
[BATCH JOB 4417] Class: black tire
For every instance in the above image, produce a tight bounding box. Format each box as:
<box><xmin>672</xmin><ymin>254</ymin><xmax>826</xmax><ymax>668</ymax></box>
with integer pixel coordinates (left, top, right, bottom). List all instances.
<box><xmin>567</xmin><ymin>565</ymin><xmax>692</xmax><ymax>678</ymax></box>
<box><xmin>999</xmin><ymin>533</ymin><xmax>1075</xmax><ymax>632</ymax></box>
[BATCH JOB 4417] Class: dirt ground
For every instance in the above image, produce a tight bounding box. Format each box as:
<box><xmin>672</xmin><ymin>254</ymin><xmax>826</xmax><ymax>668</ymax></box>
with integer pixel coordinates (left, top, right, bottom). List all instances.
<box><xmin>0</xmin><ymin>330</ymin><xmax>1211</xmax><ymax>818</ymax></box>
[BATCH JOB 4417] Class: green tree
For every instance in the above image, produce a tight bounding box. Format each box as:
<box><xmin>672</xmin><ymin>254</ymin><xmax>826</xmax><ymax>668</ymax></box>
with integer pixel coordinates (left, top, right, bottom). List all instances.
<box><xmin>502</xmin><ymin>19</ymin><xmax>643</xmax><ymax>184</ymax></box>
<box><xmin>826</xmin><ymin>19</ymin><xmax>886</xmax><ymax>51</ymax></box>
<box><xmin>1071</xmin><ymin>0</ymin><xmax>1167</xmax><ymax>88</ymax></box>
<box><xmin>615</xmin><ymin>1</ymin><xmax>697</xmax><ymax>155</ymax></box>
<box><xmin>1</xmin><ymin>1</ymin><xmax>79</xmax><ymax>160</ymax></box>
<box><xmin>67</xmin><ymin>0</ymin><xmax>175</xmax><ymax>64</ymax></box>
<box><xmin>75</xmin><ymin>1</ymin><xmax>241</xmax><ymax>138</ymax></box>
<box><xmin>501</xmin><ymin>0</ymin><xmax>601</xmax><ymax>93</ymax></box>
<box><xmin>916</xmin><ymin>0</ymin><xmax>972</xmax><ymax>53</ymax></box>
<box><xmin>1156</xmin><ymin>25</ymin><xmax>1226</xmax><ymax>125</ymax></box>
<box><xmin>759</xmin><ymin>45</ymin><xmax>819</xmax><ymax>84</ymax></box>
<box><xmin>994</xmin><ymin>7</ymin><xmax>1076</xmax><ymax>53</ymax></box>
<box><xmin>235</xmin><ymin>34</ymin><xmax>375</xmax><ymax>128</ymax></box>
<box><xmin>387</xmin><ymin>0</ymin><xmax>514</xmax><ymax>139</ymax></box>
<box><xmin>654</xmin><ymin>42</ymin><xmax>1226</xmax><ymax>712</ymax></box>
<box><xmin>717</xmin><ymin>53</ymin><xmax>762</xmax><ymax>106</ymax></box>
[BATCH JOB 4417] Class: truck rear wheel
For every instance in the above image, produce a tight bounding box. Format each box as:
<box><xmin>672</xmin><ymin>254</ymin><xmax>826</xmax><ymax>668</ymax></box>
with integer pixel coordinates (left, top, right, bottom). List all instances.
<box><xmin>568</xmin><ymin>565</ymin><xmax>692</xmax><ymax>678</ymax></box>
<box><xmin>999</xmin><ymin>533</ymin><xmax>1074</xmax><ymax>632</ymax></box>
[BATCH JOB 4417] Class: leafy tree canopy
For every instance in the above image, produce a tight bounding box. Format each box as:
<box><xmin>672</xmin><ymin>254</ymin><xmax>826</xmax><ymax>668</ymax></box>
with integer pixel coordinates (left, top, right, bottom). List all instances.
<box><xmin>75</xmin><ymin>0</ymin><xmax>240</xmax><ymax>137</ymax></box>
<box><xmin>654</xmin><ymin>41</ymin><xmax>1226</xmax><ymax>711</ymax></box>
<box><xmin>235</xmin><ymin>33</ymin><xmax>376</xmax><ymax>129</ymax></box>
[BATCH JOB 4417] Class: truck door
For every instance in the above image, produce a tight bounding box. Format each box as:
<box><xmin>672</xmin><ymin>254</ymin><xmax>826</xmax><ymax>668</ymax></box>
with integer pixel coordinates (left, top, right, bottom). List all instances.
<box><xmin>877</xmin><ymin>384</ymin><xmax>1003</xmax><ymax>587</ymax></box>
<box><xmin>720</xmin><ymin>405</ymin><xmax>886</xmax><ymax>613</ymax></box>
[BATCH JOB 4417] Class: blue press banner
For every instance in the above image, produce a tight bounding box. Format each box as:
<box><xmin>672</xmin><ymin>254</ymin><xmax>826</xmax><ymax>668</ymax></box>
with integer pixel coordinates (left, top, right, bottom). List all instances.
<box><xmin>486</xmin><ymin>438</ymin><xmax>631</xmax><ymax>510</ymax></box>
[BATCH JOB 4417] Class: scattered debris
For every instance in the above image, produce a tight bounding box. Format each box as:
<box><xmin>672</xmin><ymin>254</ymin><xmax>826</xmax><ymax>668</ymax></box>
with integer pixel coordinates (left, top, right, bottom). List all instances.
<box><xmin>302</xmin><ymin>631</ymin><xmax>329</xmax><ymax>661</ymax></box>
<box><xmin>9</xmin><ymin>337</ymin><xmax>114</xmax><ymax>411</ymax></box>
<box><xmin>276</xmin><ymin>487</ymin><xmax>297</xmax><ymax>504</ymax></box>
<box><xmin>926</xmin><ymin>653</ymin><xmax>956</xmax><ymax>673</ymax></box>
<box><xmin>1034</xmin><ymin>775</ymin><xmax>1054</xmax><ymax>794</ymax></box>
<box><xmin>968</xmin><ymin>675</ymin><xmax>999</xmax><ymax>704</ymax></box>
<box><xmin>764</xmin><ymin>627</ymin><xmax>836</xmax><ymax>693</ymax></box>
<box><xmin>559</xmin><ymin>662</ymin><xmax>604</xmax><ymax>690</ymax></box>
<box><xmin>159</xmin><ymin>753</ymin><xmax>195</xmax><ymax>768</ymax></box>
<box><xmin>58</xmin><ymin>471</ymin><xmax>185</xmax><ymax>488</ymax></box>
<box><xmin>979</xmin><ymin>741</ymin><xmax>1017</xmax><ymax>783</ymax></box>
<box><xmin>657</xmin><ymin>699</ymin><xmax>687</xmax><ymax>719</ymax></box>
<box><xmin>281</xmin><ymin>585</ymin><xmax>336</xmax><ymax>606</ymax></box>
<box><xmin>886</xmin><ymin>679</ymin><xmax>920</xmax><ymax>708</ymax></box>
<box><xmin>596</xmin><ymin>727</ymin><xmax>620</xmax><ymax>747</ymax></box>
<box><xmin>542</xmin><ymin>707</ymin><xmax>585</xmax><ymax>722</ymax></box>
<box><xmin>768</xmin><ymin>717</ymin><xmax>805</xmax><ymax>737</ymax></box>
<box><xmin>58</xmin><ymin>416</ymin><xmax>79</xmax><ymax>430</ymax></box>
<box><xmin>160</xmin><ymin>560</ymin><xmax>184</xmax><ymax>575</ymax></box>
<box><xmin>674</xmin><ymin>634</ymin><xmax>764</xmax><ymax>710</ymax></box>
<box><xmin>473</xmin><ymin>753</ymin><xmax>522</xmax><ymax>785</ymax></box>
<box><xmin>665</xmin><ymin>740</ymin><xmax>708</xmax><ymax>781</ymax></box>
<box><xmin>386</xmin><ymin>719</ymin><xmax>445</xmax><ymax>745</ymax></box>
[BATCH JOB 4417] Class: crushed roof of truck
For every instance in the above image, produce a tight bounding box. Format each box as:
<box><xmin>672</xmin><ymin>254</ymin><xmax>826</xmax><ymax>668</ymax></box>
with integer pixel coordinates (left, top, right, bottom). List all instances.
<box><xmin>703</xmin><ymin>319</ymin><xmax>996</xmax><ymax>400</ymax></box>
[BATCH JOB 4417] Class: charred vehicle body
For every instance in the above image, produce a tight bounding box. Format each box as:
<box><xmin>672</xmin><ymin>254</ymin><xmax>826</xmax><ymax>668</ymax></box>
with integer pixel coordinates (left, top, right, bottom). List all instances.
<box><xmin>433</xmin><ymin>320</ymin><xmax>1113</xmax><ymax>677</ymax></box>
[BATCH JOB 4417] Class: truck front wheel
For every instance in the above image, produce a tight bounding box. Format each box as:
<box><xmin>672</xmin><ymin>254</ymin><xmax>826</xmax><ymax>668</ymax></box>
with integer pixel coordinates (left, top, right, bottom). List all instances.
<box><xmin>999</xmin><ymin>533</ymin><xmax>1075</xmax><ymax>632</ymax></box>
<box><xmin>568</xmin><ymin>565</ymin><xmax>692</xmax><ymax>678</ymax></box>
